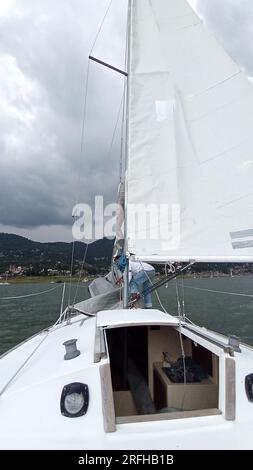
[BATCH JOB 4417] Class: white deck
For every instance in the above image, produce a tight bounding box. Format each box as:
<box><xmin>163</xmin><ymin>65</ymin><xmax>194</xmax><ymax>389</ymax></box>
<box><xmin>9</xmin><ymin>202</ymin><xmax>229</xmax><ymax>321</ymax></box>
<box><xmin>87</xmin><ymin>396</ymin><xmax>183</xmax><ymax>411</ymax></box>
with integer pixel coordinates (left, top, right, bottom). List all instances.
<box><xmin>0</xmin><ymin>309</ymin><xmax>252</xmax><ymax>449</ymax></box>
<box><xmin>0</xmin><ymin>315</ymin><xmax>96</xmax><ymax>393</ymax></box>
<box><xmin>0</xmin><ymin>314</ymin><xmax>107</xmax><ymax>450</ymax></box>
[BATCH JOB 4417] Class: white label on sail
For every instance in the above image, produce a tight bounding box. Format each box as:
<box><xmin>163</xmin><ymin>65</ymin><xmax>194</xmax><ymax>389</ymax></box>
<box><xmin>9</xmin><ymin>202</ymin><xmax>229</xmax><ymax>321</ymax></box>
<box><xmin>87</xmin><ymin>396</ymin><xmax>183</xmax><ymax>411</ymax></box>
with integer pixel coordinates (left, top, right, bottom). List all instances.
<box><xmin>155</xmin><ymin>100</ymin><xmax>176</xmax><ymax>122</ymax></box>
<box><xmin>125</xmin><ymin>0</ymin><xmax>253</xmax><ymax>262</ymax></box>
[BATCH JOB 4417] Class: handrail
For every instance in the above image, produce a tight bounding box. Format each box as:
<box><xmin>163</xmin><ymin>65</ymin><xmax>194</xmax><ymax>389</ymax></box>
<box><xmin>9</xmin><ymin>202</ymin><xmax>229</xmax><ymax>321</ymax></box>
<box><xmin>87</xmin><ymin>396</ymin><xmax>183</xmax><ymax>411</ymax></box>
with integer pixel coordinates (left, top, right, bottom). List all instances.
<box><xmin>181</xmin><ymin>324</ymin><xmax>240</xmax><ymax>357</ymax></box>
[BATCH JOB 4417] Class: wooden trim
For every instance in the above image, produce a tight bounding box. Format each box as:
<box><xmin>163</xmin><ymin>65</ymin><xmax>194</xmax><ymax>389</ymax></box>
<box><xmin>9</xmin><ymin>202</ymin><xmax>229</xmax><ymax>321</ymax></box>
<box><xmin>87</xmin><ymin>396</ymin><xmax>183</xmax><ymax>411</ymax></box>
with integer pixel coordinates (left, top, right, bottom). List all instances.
<box><xmin>116</xmin><ymin>408</ymin><xmax>221</xmax><ymax>424</ymax></box>
<box><xmin>94</xmin><ymin>328</ymin><xmax>101</xmax><ymax>363</ymax></box>
<box><xmin>225</xmin><ymin>357</ymin><xmax>236</xmax><ymax>421</ymax></box>
<box><xmin>94</xmin><ymin>329</ymin><xmax>107</xmax><ymax>363</ymax></box>
<box><xmin>100</xmin><ymin>364</ymin><xmax>116</xmax><ymax>433</ymax></box>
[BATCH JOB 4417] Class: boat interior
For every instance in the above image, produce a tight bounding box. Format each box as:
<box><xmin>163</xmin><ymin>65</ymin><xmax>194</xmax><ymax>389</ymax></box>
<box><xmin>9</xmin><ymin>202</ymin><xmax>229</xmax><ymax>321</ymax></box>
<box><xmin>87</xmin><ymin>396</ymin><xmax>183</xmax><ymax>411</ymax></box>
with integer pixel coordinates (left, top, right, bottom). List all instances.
<box><xmin>105</xmin><ymin>324</ymin><xmax>220</xmax><ymax>424</ymax></box>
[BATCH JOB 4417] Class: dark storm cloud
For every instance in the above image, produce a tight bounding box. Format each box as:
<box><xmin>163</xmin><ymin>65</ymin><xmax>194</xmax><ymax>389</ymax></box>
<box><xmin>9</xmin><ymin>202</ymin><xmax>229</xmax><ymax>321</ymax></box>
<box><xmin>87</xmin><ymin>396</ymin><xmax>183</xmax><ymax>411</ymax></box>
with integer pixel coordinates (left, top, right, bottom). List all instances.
<box><xmin>0</xmin><ymin>0</ymin><xmax>128</xmax><ymax>233</ymax></box>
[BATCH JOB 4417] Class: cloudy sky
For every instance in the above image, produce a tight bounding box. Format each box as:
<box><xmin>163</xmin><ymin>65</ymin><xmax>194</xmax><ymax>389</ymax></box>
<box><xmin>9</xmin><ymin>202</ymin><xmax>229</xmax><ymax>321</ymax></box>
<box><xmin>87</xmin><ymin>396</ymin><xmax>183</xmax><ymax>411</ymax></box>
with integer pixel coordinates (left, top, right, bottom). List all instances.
<box><xmin>0</xmin><ymin>0</ymin><xmax>252</xmax><ymax>242</ymax></box>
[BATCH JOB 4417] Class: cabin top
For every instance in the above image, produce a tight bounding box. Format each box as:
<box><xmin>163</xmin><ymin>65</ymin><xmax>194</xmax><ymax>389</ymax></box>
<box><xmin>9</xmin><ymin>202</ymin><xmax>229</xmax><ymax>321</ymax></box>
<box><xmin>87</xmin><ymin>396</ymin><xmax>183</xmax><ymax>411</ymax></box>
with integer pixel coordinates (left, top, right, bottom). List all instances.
<box><xmin>96</xmin><ymin>309</ymin><xmax>180</xmax><ymax>328</ymax></box>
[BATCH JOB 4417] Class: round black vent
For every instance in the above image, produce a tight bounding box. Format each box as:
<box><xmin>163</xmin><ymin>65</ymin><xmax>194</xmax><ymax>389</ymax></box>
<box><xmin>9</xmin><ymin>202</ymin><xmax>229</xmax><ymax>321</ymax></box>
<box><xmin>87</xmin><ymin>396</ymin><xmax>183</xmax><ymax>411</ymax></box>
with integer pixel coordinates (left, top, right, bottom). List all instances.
<box><xmin>245</xmin><ymin>374</ymin><xmax>253</xmax><ymax>402</ymax></box>
<box><xmin>60</xmin><ymin>383</ymin><xmax>89</xmax><ymax>418</ymax></box>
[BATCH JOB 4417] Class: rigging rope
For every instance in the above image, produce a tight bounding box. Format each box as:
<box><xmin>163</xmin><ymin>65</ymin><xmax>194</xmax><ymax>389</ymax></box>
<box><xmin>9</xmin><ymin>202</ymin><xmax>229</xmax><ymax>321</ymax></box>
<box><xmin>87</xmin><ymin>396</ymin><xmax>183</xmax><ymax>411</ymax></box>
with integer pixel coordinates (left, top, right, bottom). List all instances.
<box><xmin>106</xmin><ymin>93</ymin><xmax>125</xmax><ymax>174</ymax></box>
<box><xmin>68</xmin><ymin>234</ymin><xmax>77</xmax><ymax>307</ymax></box>
<box><xmin>68</xmin><ymin>0</ymin><xmax>123</xmax><ymax>305</ymax></box>
<box><xmin>165</xmin><ymin>263</ymin><xmax>175</xmax><ymax>288</ymax></box>
<box><xmin>184</xmin><ymin>285</ymin><xmax>253</xmax><ymax>298</ymax></box>
<box><xmin>72</xmin><ymin>243</ymin><xmax>89</xmax><ymax>306</ymax></box>
<box><xmin>0</xmin><ymin>284</ymin><xmax>62</xmax><ymax>301</ymax></box>
<box><xmin>175</xmin><ymin>277</ymin><xmax>182</xmax><ymax>319</ymax></box>
<box><xmin>68</xmin><ymin>56</ymin><xmax>91</xmax><ymax>304</ymax></box>
<box><xmin>181</xmin><ymin>276</ymin><xmax>186</xmax><ymax>320</ymax></box>
<box><xmin>68</xmin><ymin>2</ymin><xmax>113</xmax><ymax>301</ymax></box>
<box><xmin>178</xmin><ymin>321</ymin><xmax>187</xmax><ymax>385</ymax></box>
<box><xmin>173</xmin><ymin>271</ymin><xmax>187</xmax><ymax>386</ymax></box>
<box><xmin>71</xmin><ymin>88</ymin><xmax>125</xmax><ymax>306</ymax></box>
<box><xmin>90</xmin><ymin>0</ymin><xmax>114</xmax><ymax>56</ymax></box>
<box><xmin>154</xmin><ymin>289</ymin><xmax>167</xmax><ymax>313</ymax></box>
<box><xmin>133</xmin><ymin>262</ymin><xmax>188</xmax><ymax>386</ymax></box>
<box><xmin>162</xmin><ymin>266</ymin><xmax>187</xmax><ymax>386</ymax></box>
<box><xmin>139</xmin><ymin>261</ymin><xmax>168</xmax><ymax>313</ymax></box>
<box><xmin>0</xmin><ymin>332</ymin><xmax>49</xmax><ymax>397</ymax></box>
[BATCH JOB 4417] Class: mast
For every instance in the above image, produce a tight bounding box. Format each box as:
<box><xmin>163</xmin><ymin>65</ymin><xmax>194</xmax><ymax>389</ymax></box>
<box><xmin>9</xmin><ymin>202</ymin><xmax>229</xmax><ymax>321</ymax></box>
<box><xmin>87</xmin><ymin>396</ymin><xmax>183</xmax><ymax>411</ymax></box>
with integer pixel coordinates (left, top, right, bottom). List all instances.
<box><xmin>123</xmin><ymin>0</ymin><xmax>132</xmax><ymax>309</ymax></box>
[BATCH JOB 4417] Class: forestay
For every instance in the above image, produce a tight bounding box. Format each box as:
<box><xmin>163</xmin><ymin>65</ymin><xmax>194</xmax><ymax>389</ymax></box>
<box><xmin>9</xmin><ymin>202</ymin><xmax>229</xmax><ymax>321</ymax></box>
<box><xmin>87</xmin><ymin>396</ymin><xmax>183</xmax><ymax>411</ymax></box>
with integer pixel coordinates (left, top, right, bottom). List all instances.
<box><xmin>125</xmin><ymin>0</ymin><xmax>253</xmax><ymax>262</ymax></box>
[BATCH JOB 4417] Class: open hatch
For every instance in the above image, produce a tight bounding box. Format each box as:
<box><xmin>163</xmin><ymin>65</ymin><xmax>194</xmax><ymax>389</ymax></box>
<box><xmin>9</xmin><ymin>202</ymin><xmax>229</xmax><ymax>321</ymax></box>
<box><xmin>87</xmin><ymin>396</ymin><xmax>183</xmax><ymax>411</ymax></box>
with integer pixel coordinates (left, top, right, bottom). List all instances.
<box><xmin>97</xmin><ymin>310</ymin><xmax>220</xmax><ymax>425</ymax></box>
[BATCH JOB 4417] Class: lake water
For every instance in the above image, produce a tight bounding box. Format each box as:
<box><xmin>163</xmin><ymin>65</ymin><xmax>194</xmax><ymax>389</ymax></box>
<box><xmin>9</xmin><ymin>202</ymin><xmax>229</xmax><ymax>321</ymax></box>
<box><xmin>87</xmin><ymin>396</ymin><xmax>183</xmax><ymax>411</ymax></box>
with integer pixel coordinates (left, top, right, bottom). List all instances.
<box><xmin>0</xmin><ymin>276</ymin><xmax>253</xmax><ymax>355</ymax></box>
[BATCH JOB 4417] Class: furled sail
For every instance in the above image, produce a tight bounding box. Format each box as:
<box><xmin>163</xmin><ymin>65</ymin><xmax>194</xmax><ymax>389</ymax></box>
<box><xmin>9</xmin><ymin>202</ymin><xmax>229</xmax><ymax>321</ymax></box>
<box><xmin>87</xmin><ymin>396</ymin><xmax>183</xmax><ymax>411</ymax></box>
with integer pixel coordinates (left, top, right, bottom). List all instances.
<box><xmin>125</xmin><ymin>0</ymin><xmax>253</xmax><ymax>262</ymax></box>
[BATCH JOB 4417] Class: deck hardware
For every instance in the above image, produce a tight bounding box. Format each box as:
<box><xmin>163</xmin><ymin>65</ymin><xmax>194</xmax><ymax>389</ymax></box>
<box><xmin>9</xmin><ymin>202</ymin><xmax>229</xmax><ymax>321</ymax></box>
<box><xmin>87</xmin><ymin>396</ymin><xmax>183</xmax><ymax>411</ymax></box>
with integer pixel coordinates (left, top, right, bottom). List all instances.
<box><xmin>228</xmin><ymin>335</ymin><xmax>241</xmax><ymax>353</ymax></box>
<box><xmin>182</xmin><ymin>325</ymin><xmax>241</xmax><ymax>356</ymax></box>
<box><xmin>63</xmin><ymin>339</ymin><xmax>80</xmax><ymax>360</ymax></box>
<box><xmin>245</xmin><ymin>374</ymin><xmax>253</xmax><ymax>402</ymax></box>
<box><xmin>60</xmin><ymin>383</ymin><xmax>89</xmax><ymax>418</ymax></box>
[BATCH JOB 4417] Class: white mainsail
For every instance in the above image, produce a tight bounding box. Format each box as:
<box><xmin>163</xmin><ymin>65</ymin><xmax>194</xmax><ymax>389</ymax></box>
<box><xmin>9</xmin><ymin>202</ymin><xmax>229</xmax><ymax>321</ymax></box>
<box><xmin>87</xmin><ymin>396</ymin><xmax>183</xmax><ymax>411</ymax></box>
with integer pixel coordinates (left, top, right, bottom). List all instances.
<box><xmin>125</xmin><ymin>0</ymin><xmax>253</xmax><ymax>262</ymax></box>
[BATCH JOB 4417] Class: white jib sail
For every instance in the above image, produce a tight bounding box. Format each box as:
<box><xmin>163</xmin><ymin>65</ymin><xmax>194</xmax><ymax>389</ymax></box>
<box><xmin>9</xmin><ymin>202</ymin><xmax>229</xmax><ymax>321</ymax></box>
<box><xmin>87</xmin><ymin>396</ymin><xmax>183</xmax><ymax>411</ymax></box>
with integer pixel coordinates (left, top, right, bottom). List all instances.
<box><xmin>125</xmin><ymin>0</ymin><xmax>253</xmax><ymax>262</ymax></box>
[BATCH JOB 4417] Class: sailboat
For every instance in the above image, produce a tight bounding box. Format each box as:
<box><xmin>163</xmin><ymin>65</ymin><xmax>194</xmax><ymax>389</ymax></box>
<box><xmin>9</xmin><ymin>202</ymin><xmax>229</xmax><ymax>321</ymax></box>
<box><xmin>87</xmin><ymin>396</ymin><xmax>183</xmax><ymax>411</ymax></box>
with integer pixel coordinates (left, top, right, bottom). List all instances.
<box><xmin>1</xmin><ymin>0</ymin><xmax>253</xmax><ymax>450</ymax></box>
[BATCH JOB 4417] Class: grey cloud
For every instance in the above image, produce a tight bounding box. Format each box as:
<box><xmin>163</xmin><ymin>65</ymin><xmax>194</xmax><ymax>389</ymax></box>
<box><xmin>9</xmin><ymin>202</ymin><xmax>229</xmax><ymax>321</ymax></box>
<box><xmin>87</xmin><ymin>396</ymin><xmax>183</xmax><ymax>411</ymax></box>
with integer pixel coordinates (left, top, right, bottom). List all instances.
<box><xmin>196</xmin><ymin>0</ymin><xmax>253</xmax><ymax>76</ymax></box>
<box><xmin>0</xmin><ymin>0</ymin><xmax>128</xmax><ymax>234</ymax></box>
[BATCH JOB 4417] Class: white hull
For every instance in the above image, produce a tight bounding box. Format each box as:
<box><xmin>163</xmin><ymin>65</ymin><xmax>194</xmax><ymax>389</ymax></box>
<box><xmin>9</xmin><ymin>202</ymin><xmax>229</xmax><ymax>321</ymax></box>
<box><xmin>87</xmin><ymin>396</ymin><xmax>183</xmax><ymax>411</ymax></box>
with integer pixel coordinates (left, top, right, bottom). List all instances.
<box><xmin>0</xmin><ymin>309</ymin><xmax>252</xmax><ymax>450</ymax></box>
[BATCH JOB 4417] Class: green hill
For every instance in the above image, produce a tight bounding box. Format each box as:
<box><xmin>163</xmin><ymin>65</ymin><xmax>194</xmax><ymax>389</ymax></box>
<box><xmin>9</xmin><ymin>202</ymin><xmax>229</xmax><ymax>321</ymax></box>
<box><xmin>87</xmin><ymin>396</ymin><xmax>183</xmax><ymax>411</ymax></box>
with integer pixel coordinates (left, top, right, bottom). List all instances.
<box><xmin>0</xmin><ymin>233</ymin><xmax>114</xmax><ymax>274</ymax></box>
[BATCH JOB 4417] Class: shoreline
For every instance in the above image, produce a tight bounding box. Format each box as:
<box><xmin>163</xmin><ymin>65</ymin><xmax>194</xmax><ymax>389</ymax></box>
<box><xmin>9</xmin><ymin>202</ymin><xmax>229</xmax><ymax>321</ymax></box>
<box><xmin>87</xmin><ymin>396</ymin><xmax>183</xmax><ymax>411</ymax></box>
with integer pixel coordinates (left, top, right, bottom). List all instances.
<box><xmin>2</xmin><ymin>272</ymin><xmax>253</xmax><ymax>284</ymax></box>
<box><xmin>1</xmin><ymin>276</ymin><xmax>91</xmax><ymax>285</ymax></box>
